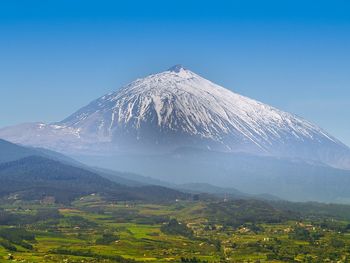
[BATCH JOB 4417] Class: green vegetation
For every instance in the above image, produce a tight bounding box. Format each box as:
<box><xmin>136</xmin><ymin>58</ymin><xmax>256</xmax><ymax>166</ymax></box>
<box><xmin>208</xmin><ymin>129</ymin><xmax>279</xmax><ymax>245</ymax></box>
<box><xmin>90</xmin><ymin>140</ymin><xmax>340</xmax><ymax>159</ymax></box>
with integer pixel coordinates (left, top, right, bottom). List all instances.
<box><xmin>160</xmin><ymin>219</ymin><xmax>194</xmax><ymax>238</ymax></box>
<box><xmin>95</xmin><ymin>233</ymin><xmax>120</xmax><ymax>245</ymax></box>
<box><xmin>1</xmin><ymin>196</ymin><xmax>350</xmax><ymax>262</ymax></box>
<box><xmin>0</xmin><ymin>156</ymin><xmax>189</xmax><ymax>204</ymax></box>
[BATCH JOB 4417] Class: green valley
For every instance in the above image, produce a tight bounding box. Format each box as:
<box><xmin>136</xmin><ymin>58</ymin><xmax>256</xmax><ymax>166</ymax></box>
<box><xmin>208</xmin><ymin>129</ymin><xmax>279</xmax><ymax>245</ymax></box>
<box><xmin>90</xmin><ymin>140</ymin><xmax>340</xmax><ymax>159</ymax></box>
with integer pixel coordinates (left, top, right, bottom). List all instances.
<box><xmin>1</xmin><ymin>195</ymin><xmax>350</xmax><ymax>262</ymax></box>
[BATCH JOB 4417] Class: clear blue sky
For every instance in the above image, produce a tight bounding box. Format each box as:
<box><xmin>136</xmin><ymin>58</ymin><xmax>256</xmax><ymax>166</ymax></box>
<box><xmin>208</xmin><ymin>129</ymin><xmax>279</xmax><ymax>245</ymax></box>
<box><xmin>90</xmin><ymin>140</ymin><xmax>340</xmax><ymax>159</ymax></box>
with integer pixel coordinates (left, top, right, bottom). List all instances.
<box><xmin>0</xmin><ymin>0</ymin><xmax>349</xmax><ymax>146</ymax></box>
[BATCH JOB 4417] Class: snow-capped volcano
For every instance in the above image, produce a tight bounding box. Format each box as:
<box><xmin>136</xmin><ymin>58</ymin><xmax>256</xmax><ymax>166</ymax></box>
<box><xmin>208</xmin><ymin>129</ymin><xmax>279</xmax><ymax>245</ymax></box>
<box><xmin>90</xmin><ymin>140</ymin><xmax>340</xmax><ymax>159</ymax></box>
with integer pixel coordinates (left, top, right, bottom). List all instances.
<box><xmin>1</xmin><ymin>65</ymin><xmax>350</xmax><ymax>169</ymax></box>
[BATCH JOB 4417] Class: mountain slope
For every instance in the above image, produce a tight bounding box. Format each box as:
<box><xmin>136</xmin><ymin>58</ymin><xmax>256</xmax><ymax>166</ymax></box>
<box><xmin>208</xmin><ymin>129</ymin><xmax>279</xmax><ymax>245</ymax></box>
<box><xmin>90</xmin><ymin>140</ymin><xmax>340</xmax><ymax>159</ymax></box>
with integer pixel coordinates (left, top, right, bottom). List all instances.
<box><xmin>0</xmin><ymin>156</ymin><xmax>188</xmax><ymax>203</ymax></box>
<box><xmin>0</xmin><ymin>65</ymin><xmax>349</xmax><ymax>169</ymax></box>
<box><xmin>0</xmin><ymin>139</ymin><xmax>40</xmax><ymax>163</ymax></box>
<box><xmin>74</xmin><ymin>148</ymin><xmax>350</xmax><ymax>203</ymax></box>
<box><xmin>0</xmin><ymin>138</ymin><xmax>77</xmax><ymax>164</ymax></box>
<box><xmin>0</xmin><ymin>139</ymin><xmax>151</xmax><ymax>187</ymax></box>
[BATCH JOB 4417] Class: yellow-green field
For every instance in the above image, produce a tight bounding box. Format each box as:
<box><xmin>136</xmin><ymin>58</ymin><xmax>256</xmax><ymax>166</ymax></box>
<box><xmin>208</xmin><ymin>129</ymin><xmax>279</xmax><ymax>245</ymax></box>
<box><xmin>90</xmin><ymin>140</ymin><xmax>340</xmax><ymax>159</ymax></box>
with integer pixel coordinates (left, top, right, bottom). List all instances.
<box><xmin>1</xmin><ymin>196</ymin><xmax>350</xmax><ymax>262</ymax></box>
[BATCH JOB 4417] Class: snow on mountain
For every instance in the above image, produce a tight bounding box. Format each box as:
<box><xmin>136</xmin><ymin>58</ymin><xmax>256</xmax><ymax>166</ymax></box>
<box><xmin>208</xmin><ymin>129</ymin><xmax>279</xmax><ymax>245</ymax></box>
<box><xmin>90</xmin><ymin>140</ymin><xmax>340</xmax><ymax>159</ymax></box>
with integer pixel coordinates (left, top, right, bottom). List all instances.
<box><xmin>0</xmin><ymin>122</ymin><xmax>85</xmax><ymax>152</ymax></box>
<box><xmin>1</xmin><ymin>65</ymin><xmax>350</xmax><ymax>169</ymax></box>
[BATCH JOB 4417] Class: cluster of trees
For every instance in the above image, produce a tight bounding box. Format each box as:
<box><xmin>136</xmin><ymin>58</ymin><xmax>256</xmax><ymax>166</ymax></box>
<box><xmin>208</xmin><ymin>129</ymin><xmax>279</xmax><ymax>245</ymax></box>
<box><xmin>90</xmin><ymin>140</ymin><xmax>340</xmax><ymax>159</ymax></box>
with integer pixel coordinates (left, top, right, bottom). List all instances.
<box><xmin>317</xmin><ymin>220</ymin><xmax>350</xmax><ymax>233</ymax></box>
<box><xmin>0</xmin><ymin>208</ymin><xmax>61</xmax><ymax>226</ymax></box>
<box><xmin>180</xmin><ymin>257</ymin><xmax>208</xmax><ymax>263</ymax></box>
<box><xmin>205</xmin><ymin>200</ymin><xmax>296</xmax><ymax>227</ymax></box>
<box><xmin>0</xmin><ymin>228</ymin><xmax>35</xmax><ymax>251</ymax></box>
<box><xmin>50</xmin><ymin>247</ymin><xmax>138</xmax><ymax>263</ymax></box>
<box><xmin>95</xmin><ymin>233</ymin><xmax>119</xmax><ymax>245</ymax></box>
<box><xmin>0</xmin><ymin>210</ymin><xmax>18</xmax><ymax>225</ymax></box>
<box><xmin>271</xmin><ymin>201</ymin><xmax>350</xmax><ymax>221</ymax></box>
<box><xmin>160</xmin><ymin>219</ymin><xmax>193</xmax><ymax>238</ymax></box>
<box><xmin>61</xmin><ymin>215</ymin><xmax>97</xmax><ymax>229</ymax></box>
<box><xmin>288</xmin><ymin>226</ymin><xmax>323</xmax><ymax>242</ymax></box>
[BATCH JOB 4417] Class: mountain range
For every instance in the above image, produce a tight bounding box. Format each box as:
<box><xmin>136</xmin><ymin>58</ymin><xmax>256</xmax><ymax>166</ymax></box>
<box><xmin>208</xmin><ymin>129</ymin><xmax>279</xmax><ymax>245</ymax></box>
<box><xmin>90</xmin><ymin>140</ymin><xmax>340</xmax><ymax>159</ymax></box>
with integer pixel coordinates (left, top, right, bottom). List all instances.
<box><xmin>0</xmin><ymin>139</ymin><xmax>190</xmax><ymax>203</ymax></box>
<box><xmin>0</xmin><ymin>139</ymin><xmax>271</xmax><ymax>203</ymax></box>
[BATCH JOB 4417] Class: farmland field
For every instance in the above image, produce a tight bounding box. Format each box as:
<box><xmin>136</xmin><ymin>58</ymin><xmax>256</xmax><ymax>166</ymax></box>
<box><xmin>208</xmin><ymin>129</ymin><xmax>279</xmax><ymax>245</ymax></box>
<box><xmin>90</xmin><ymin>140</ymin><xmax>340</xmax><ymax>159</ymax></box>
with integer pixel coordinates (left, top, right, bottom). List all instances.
<box><xmin>1</xmin><ymin>195</ymin><xmax>350</xmax><ymax>262</ymax></box>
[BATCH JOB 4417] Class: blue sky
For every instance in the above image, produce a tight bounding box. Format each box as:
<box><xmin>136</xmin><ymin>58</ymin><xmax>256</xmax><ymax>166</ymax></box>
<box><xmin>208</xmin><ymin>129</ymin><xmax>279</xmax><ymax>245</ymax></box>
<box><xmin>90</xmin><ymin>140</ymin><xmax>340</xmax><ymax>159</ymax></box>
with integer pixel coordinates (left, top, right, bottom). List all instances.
<box><xmin>0</xmin><ymin>0</ymin><xmax>349</xmax><ymax>145</ymax></box>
